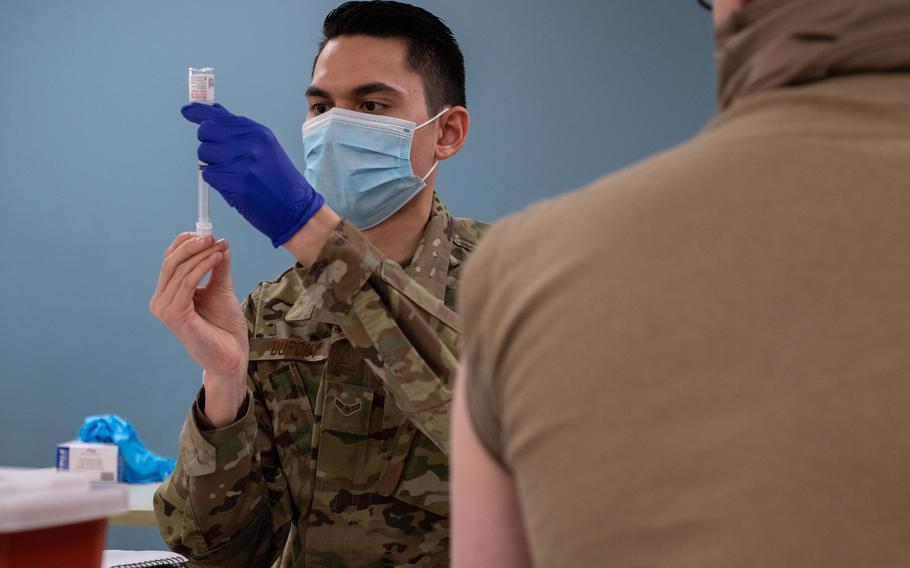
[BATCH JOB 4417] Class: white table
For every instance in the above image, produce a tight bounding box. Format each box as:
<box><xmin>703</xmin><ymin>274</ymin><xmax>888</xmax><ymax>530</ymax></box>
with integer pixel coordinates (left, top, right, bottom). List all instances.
<box><xmin>109</xmin><ymin>482</ymin><xmax>160</xmax><ymax>526</ymax></box>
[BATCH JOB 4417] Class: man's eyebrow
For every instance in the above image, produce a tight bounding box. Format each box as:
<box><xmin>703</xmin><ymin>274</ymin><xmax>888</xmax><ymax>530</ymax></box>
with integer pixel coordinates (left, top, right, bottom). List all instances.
<box><xmin>305</xmin><ymin>86</ymin><xmax>331</xmax><ymax>98</ymax></box>
<box><xmin>352</xmin><ymin>82</ymin><xmax>405</xmax><ymax>97</ymax></box>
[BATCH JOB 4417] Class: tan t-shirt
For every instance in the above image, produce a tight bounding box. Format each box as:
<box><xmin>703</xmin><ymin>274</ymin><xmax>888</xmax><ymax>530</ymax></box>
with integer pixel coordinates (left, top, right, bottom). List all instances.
<box><xmin>461</xmin><ymin>74</ymin><xmax>910</xmax><ymax>567</ymax></box>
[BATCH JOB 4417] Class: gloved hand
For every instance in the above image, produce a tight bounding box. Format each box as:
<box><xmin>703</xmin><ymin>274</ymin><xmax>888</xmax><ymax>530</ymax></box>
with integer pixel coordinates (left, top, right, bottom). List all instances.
<box><xmin>181</xmin><ymin>102</ymin><xmax>325</xmax><ymax>247</ymax></box>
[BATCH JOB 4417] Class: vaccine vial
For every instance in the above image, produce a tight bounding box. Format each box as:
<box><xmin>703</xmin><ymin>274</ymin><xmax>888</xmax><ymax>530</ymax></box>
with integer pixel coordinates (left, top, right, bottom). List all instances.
<box><xmin>188</xmin><ymin>67</ymin><xmax>215</xmax><ymax>104</ymax></box>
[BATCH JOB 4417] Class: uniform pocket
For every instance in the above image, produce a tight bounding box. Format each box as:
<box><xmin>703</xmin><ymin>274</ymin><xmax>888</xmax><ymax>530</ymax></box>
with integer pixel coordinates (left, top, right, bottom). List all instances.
<box><xmin>320</xmin><ymin>382</ymin><xmax>375</xmax><ymax>436</ymax></box>
<box><xmin>264</xmin><ymin>363</ymin><xmax>315</xmax><ymax>451</ymax></box>
<box><xmin>375</xmin><ymin>415</ymin><xmax>449</xmax><ymax>518</ymax></box>
<box><xmin>261</xmin><ymin>362</ymin><xmax>319</xmax><ymax>511</ymax></box>
<box><xmin>312</xmin><ymin>380</ymin><xmax>384</xmax><ymax>485</ymax></box>
<box><xmin>390</xmin><ymin>429</ymin><xmax>449</xmax><ymax>517</ymax></box>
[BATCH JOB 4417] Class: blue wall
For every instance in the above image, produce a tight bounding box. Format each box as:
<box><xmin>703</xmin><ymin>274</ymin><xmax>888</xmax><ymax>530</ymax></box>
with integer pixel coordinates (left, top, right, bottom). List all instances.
<box><xmin>0</xmin><ymin>0</ymin><xmax>715</xmax><ymax>550</ymax></box>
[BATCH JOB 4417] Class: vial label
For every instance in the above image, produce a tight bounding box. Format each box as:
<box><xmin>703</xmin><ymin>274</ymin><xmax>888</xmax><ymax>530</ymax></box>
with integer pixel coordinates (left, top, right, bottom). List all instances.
<box><xmin>188</xmin><ymin>71</ymin><xmax>215</xmax><ymax>103</ymax></box>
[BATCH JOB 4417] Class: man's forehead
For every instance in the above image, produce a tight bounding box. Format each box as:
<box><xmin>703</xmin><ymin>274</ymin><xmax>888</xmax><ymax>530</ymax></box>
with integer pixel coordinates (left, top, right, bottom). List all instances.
<box><xmin>311</xmin><ymin>35</ymin><xmax>422</xmax><ymax>95</ymax></box>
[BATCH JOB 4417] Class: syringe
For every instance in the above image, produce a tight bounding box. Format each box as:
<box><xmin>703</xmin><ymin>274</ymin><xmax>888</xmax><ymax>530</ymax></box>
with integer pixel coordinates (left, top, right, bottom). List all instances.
<box><xmin>188</xmin><ymin>67</ymin><xmax>215</xmax><ymax>237</ymax></box>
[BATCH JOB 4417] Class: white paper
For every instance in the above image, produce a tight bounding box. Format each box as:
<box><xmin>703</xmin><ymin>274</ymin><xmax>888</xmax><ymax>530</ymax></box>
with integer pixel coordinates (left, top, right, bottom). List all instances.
<box><xmin>102</xmin><ymin>549</ymin><xmax>187</xmax><ymax>567</ymax></box>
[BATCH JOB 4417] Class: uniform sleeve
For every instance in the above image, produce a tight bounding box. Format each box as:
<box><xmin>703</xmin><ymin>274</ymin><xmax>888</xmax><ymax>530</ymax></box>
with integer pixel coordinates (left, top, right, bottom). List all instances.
<box><xmin>458</xmin><ymin>221</ymin><xmax>510</xmax><ymax>466</ymax></box>
<box><xmin>301</xmin><ymin>220</ymin><xmax>462</xmax><ymax>454</ymax></box>
<box><xmin>153</xmin><ymin>295</ymin><xmax>292</xmax><ymax>567</ymax></box>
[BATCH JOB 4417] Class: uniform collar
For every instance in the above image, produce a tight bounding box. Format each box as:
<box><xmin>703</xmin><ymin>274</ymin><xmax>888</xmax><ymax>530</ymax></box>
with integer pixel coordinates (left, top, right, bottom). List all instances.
<box><xmin>404</xmin><ymin>192</ymin><xmax>455</xmax><ymax>301</ymax></box>
<box><xmin>286</xmin><ymin>192</ymin><xmax>455</xmax><ymax>322</ymax></box>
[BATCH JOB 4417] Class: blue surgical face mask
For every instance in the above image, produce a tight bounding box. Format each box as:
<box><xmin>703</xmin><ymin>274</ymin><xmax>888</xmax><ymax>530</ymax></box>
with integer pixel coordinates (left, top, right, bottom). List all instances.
<box><xmin>301</xmin><ymin>107</ymin><xmax>447</xmax><ymax>229</ymax></box>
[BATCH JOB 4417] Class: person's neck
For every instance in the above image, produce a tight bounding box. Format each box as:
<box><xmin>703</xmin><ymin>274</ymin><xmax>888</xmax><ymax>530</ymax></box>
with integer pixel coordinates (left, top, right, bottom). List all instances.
<box><xmin>714</xmin><ymin>0</ymin><xmax>910</xmax><ymax>110</ymax></box>
<box><xmin>362</xmin><ymin>186</ymin><xmax>435</xmax><ymax>265</ymax></box>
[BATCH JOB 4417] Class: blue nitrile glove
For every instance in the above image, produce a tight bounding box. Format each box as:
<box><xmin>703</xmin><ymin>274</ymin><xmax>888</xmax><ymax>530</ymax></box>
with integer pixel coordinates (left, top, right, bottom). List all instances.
<box><xmin>181</xmin><ymin>102</ymin><xmax>325</xmax><ymax>247</ymax></box>
<box><xmin>78</xmin><ymin>414</ymin><xmax>176</xmax><ymax>484</ymax></box>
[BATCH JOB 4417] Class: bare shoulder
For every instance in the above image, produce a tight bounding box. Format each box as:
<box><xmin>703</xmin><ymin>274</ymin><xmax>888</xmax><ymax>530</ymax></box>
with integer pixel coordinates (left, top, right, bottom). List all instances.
<box><xmin>463</xmin><ymin>134</ymin><xmax>717</xmax><ymax>279</ymax></box>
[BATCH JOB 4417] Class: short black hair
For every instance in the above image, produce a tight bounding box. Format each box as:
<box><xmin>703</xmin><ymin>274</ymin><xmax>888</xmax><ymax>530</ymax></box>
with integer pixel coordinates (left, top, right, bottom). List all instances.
<box><xmin>316</xmin><ymin>1</ymin><xmax>466</xmax><ymax>114</ymax></box>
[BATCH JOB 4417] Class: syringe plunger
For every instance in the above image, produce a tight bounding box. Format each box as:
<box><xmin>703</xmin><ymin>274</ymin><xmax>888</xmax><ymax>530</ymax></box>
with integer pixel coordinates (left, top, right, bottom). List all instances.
<box><xmin>196</xmin><ymin>170</ymin><xmax>213</xmax><ymax>236</ymax></box>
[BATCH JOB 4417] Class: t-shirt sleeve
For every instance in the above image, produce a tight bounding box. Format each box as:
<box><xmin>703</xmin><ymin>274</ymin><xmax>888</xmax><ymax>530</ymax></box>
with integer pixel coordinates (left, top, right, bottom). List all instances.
<box><xmin>459</xmin><ymin>219</ymin><xmax>514</xmax><ymax>467</ymax></box>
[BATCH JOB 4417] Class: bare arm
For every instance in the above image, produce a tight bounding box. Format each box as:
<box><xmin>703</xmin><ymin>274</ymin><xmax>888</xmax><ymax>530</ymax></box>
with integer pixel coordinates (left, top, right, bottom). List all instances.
<box><xmin>452</xmin><ymin>365</ymin><xmax>532</xmax><ymax>568</ymax></box>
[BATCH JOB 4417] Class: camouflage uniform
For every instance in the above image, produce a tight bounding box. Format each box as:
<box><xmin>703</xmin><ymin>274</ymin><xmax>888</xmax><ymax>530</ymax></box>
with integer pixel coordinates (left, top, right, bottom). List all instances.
<box><xmin>154</xmin><ymin>194</ymin><xmax>488</xmax><ymax>567</ymax></box>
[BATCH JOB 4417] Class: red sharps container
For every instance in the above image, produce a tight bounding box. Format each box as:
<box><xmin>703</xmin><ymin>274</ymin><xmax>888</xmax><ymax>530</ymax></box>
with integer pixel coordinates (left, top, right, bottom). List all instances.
<box><xmin>0</xmin><ymin>468</ymin><xmax>127</xmax><ymax>568</ymax></box>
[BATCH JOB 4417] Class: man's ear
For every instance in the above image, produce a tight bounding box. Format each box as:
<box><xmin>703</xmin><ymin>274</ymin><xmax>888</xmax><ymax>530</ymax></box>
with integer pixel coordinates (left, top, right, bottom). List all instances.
<box><xmin>435</xmin><ymin>106</ymin><xmax>469</xmax><ymax>161</ymax></box>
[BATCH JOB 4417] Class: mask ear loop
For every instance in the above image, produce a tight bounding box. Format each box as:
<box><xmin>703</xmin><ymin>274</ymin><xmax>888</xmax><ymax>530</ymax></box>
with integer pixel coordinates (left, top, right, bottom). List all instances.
<box><xmin>421</xmin><ymin>159</ymin><xmax>441</xmax><ymax>182</ymax></box>
<box><xmin>415</xmin><ymin>107</ymin><xmax>451</xmax><ymax>180</ymax></box>
<box><xmin>415</xmin><ymin>107</ymin><xmax>450</xmax><ymax>130</ymax></box>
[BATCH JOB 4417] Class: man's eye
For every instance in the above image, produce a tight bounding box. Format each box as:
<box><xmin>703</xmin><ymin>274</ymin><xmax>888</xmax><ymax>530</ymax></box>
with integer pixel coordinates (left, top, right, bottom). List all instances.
<box><xmin>361</xmin><ymin>101</ymin><xmax>384</xmax><ymax>113</ymax></box>
<box><xmin>311</xmin><ymin>103</ymin><xmax>329</xmax><ymax>114</ymax></box>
